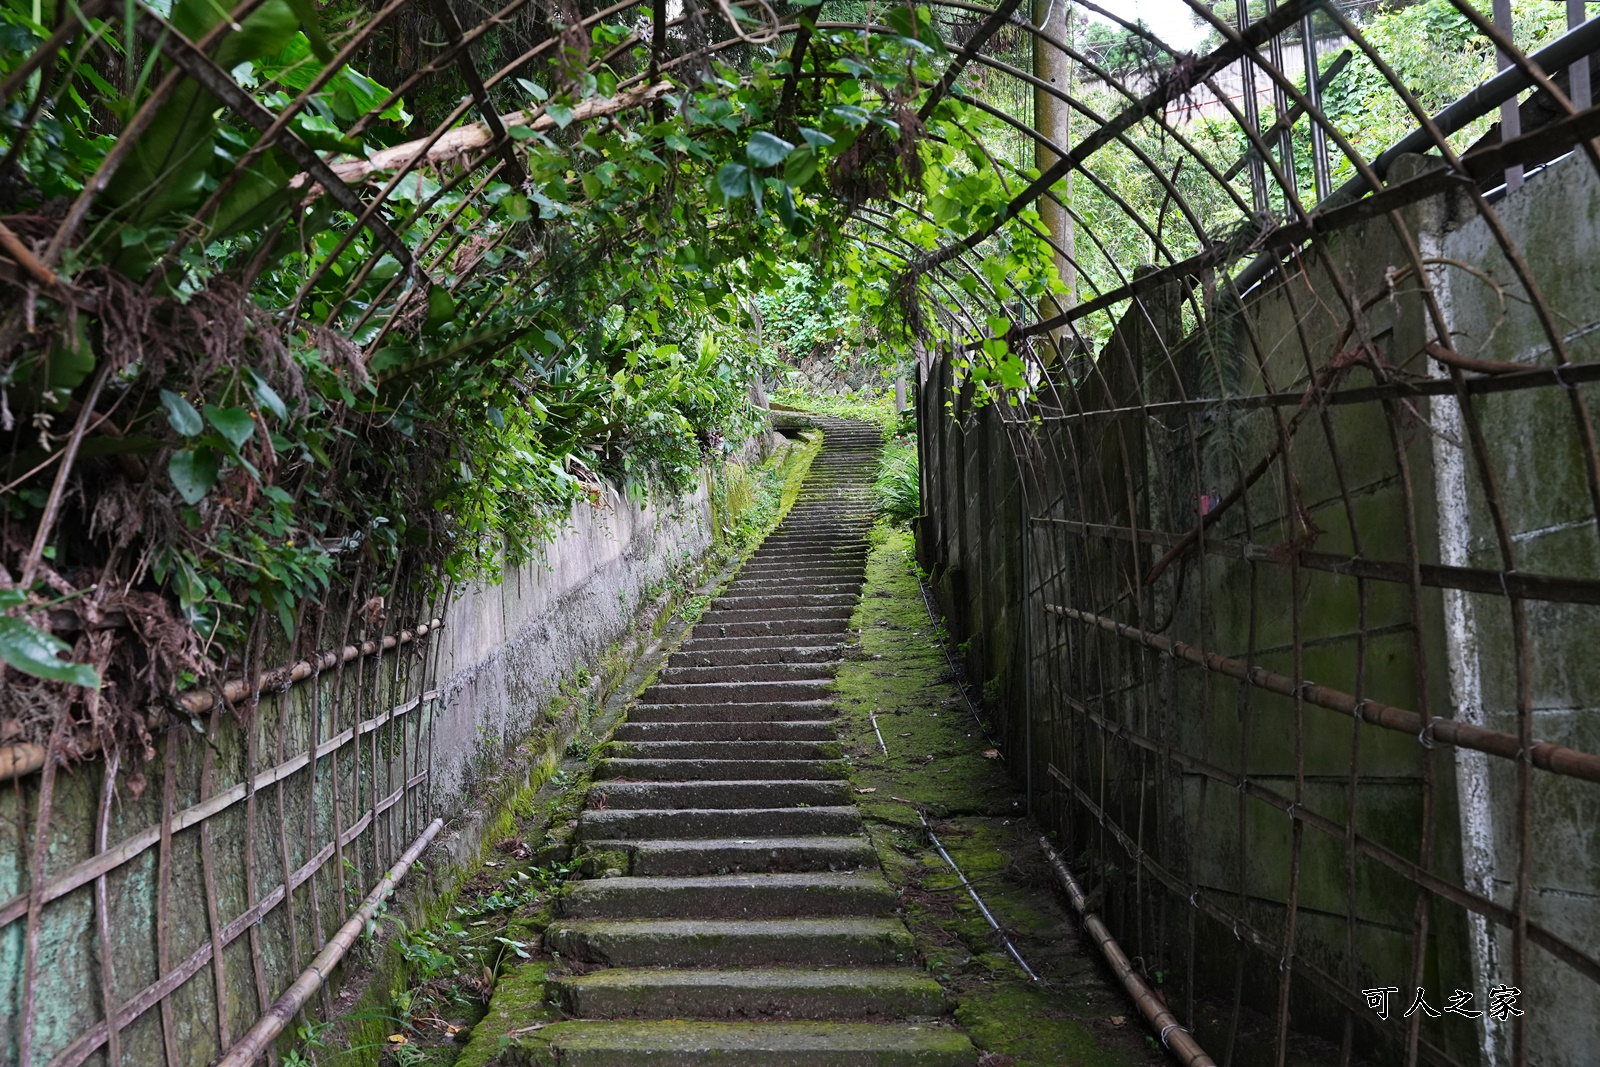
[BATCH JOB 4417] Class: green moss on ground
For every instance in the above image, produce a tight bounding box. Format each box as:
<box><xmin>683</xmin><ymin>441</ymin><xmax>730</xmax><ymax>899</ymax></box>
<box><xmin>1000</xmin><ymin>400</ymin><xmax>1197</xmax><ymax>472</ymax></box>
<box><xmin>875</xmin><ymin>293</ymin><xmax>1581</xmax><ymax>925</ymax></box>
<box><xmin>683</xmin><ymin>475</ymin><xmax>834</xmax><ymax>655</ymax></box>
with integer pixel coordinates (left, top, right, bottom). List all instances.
<box><xmin>836</xmin><ymin>527</ymin><xmax>1165</xmax><ymax>1067</ymax></box>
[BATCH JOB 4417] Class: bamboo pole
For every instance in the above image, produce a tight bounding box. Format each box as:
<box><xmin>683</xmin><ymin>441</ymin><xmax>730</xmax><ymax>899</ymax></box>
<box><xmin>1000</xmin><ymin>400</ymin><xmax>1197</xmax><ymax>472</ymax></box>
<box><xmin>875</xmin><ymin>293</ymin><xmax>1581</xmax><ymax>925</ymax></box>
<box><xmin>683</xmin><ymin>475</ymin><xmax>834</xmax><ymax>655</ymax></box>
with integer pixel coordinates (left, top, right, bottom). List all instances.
<box><xmin>1040</xmin><ymin>837</ymin><xmax>1216</xmax><ymax>1067</ymax></box>
<box><xmin>214</xmin><ymin>817</ymin><xmax>444</xmax><ymax>1067</ymax></box>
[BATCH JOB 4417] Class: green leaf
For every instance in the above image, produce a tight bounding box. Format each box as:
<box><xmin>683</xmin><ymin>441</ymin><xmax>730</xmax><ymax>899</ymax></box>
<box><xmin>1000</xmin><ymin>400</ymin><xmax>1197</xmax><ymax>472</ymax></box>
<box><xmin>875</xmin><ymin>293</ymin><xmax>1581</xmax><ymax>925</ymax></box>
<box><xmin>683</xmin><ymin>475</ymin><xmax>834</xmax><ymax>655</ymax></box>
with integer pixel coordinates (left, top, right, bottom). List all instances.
<box><xmin>169</xmin><ymin>448</ymin><xmax>220</xmax><ymax>504</ymax></box>
<box><xmin>717</xmin><ymin>162</ymin><xmax>752</xmax><ymax>199</ymax></box>
<box><xmin>798</xmin><ymin>127</ymin><xmax>834</xmax><ymax>148</ymax></box>
<box><xmin>205</xmin><ymin>405</ymin><xmax>257</xmax><ymax>450</ymax></box>
<box><xmin>784</xmin><ymin>145</ymin><xmax>818</xmax><ymax>187</ymax></box>
<box><xmin>0</xmin><ymin>589</ymin><xmax>27</xmax><ymax>609</ymax></box>
<box><xmin>545</xmin><ymin>102</ymin><xmax>574</xmax><ymax>129</ymax></box>
<box><xmin>160</xmin><ymin>390</ymin><xmax>204</xmax><ymax>436</ymax></box>
<box><xmin>503</xmin><ymin>193</ymin><xmax>533</xmax><ymax>222</ymax></box>
<box><xmin>508</xmin><ymin>125</ymin><xmax>539</xmax><ymax>140</ymax></box>
<box><xmin>0</xmin><ymin>616</ymin><xmax>101</xmax><ymax>688</ymax></box>
<box><xmin>746</xmin><ymin>131</ymin><xmax>795</xmax><ymax>167</ymax></box>
<box><xmin>424</xmin><ymin>285</ymin><xmax>457</xmax><ymax>336</ymax></box>
<box><xmin>248</xmin><ymin>371</ymin><xmax>288</xmax><ymax>421</ymax></box>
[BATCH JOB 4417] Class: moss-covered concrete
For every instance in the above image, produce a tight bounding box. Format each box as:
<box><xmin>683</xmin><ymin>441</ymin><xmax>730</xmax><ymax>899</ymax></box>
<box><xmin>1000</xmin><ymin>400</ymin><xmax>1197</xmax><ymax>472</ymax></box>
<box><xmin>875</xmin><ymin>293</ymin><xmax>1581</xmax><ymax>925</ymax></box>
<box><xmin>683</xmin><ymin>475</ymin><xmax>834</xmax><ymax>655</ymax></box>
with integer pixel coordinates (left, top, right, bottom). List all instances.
<box><xmin>833</xmin><ymin>526</ymin><xmax>1163</xmax><ymax>1067</ymax></box>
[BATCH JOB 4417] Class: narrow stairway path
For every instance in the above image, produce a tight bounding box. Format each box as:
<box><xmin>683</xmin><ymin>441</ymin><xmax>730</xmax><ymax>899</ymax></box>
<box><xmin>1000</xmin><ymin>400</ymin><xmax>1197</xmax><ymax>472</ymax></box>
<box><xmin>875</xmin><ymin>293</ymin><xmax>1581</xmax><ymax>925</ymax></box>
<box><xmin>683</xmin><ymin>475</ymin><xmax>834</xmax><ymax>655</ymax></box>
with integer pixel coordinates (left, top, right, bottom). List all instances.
<box><xmin>535</xmin><ymin>417</ymin><xmax>978</xmax><ymax>1065</ymax></box>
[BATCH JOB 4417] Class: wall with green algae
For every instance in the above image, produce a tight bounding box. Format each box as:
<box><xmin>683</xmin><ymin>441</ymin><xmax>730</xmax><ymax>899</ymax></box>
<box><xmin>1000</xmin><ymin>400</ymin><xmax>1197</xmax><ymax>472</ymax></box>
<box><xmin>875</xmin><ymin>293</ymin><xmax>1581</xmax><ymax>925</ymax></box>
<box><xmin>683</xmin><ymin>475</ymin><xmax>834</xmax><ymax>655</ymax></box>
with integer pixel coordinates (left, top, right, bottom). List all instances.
<box><xmin>914</xmin><ymin>158</ymin><xmax>1600</xmax><ymax>1067</ymax></box>
<box><xmin>0</xmin><ymin>433</ymin><xmax>823</xmax><ymax>1067</ymax></box>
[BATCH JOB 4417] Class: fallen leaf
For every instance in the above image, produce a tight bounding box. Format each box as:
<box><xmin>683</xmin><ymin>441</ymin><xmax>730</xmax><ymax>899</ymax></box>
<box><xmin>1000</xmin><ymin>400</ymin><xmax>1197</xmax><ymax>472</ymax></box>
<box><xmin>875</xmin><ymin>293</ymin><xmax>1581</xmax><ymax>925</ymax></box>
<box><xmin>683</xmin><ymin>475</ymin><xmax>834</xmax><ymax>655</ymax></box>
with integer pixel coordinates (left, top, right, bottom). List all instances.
<box><xmin>1109</xmin><ymin>1015</ymin><xmax>1126</xmax><ymax>1027</ymax></box>
<box><xmin>983</xmin><ymin>749</ymin><xmax>1000</xmax><ymax>759</ymax></box>
<box><xmin>387</xmin><ymin>1034</ymin><xmax>408</xmax><ymax>1045</ymax></box>
<box><xmin>854</xmin><ymin>787</ymin><xmax>877</xmax><ymax>794</ymax></box>
<box><xmin>508</xmin><ymin>1022</ymin><xmax>551</xmax><ymax>1036</ymax></box>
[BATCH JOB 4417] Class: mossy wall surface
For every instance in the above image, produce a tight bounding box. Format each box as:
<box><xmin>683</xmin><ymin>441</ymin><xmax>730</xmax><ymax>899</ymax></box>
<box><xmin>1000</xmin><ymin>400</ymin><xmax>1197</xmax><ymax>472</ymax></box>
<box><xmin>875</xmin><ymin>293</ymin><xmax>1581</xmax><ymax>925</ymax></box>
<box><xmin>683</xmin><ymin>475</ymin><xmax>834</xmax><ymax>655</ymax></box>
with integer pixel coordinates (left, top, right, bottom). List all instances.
<box><xmin>914</xmin><ymin>158</ymin><xmax>1600</xmax><ymax>1067</ymax></box>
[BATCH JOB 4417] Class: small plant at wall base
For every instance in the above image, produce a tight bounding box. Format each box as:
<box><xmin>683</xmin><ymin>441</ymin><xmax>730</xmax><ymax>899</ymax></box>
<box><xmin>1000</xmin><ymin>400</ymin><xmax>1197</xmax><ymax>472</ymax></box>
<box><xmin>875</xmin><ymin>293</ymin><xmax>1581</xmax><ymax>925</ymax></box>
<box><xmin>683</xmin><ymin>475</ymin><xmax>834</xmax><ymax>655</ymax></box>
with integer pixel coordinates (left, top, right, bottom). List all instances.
<box><xmin>875</xmin><ymin>433</ymin><xmax>920</xmax><ymax>526</ymax></box>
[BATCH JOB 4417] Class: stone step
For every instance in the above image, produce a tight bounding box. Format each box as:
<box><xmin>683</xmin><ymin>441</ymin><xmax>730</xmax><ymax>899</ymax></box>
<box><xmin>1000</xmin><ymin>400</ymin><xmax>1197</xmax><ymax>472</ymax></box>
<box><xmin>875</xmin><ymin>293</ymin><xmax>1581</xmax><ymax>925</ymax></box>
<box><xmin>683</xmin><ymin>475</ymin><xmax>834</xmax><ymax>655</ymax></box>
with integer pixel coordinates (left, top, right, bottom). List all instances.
<box><xmin>733</xmin><ymin>564</ymin><xmax>865</xmax><ymax>577</ymax></box>
<box><xmin>676</xmin><ymin>633</ymin><xmax>843</xmax><ymax>652</ymax></box>
<box><xmin>641</xmin><ymin>680</ymin><xmax>833</xmax><ymax>705</ymax></box>
<box><xmin>545</xmin><ymin>917</ymin><xmax>914</xmax><ymax>967</ymax></box>
<box><xmin>667</xmin><ymin>647</ymin><xmax>842</xmax><ymax>669</ymax></box>
<box><xmin>594</xmin><ymin>834</ymin><xmax>876</xmax><ymax>876</ymax></box>
<box><xmin>547</xmin><ymin>967</ymin><xmax>948</xmax><ymax>1020</ymax></box>
<box><xmin>710</xmin><ymin>594</ymin><xmax>858</xmax><ymax>610</ymax></box>
<box><xmin>525</xmin><ymin>1020</ymin><xmax>977</xmax><ymax>1066</ymax></box>
<box><xmin>611</xmin><ymin>720</ymin><xmax>837</xmax><ymax>743</ymax></box>
<box><xmin>596</xmin><ymin>757</ymin><xmax>847</xmax><ymax>781</ymax></box>
<box><xmin>720</xmin><ymin>582</ymin><xmax>863</xmax><ymax>597</ymax></box>
<box><xmin>700</xmin><ymin>606</ymin><xmax>856</xmax><ymax>625</ymax></box>
<box><xmin>588</xmin><ymin>779</ymin><xmax>851</xmax><ymax>811</ymax></box>
<box><xmin>578</xmin><ymin>806</ymin><xmax>861</xmax><ymax>841</ymax></box>
<box><xmin>558</xmin><ymin>871</ymin><xmax>898</xmax><ymax>919</ymax></box>
<box><xmin>603</xmin><ymin>740</ymin><xmax>842</xmax><ymax>761</ymax></box>
<box><xmin>659</xmin><ymin>661</ymin><xmax>841</xmax><ymax>684</ymax></box>
<box><xmin>692</xmin><ymin>618</ymin><xmax>851</xmax><ymax>639</ymax></box>
<box><xmin>626</xmin><ymin>701</ymin><xmax>837</xmax><ymax>724</ymax></box>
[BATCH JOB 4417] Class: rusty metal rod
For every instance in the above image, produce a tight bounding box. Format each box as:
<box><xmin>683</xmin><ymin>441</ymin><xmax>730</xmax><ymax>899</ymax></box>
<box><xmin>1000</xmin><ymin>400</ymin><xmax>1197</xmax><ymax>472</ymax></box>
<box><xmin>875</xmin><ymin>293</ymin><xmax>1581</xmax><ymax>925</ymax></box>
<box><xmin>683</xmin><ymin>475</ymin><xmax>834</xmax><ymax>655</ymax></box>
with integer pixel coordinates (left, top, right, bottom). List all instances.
<box><xmin>215</xmin><ymin>817</ymin><xmax>443</xmax><ymax>1067</ymax></box>
<box><xmin>1040</xmin><ymin>837</ymin><xmax>1215</xmax><ymax>1067</ymax></box>
<box><xmin>1046</xmin><ymin>604</ymin><xmax>1600</xmax><ymax>784</ymax></box>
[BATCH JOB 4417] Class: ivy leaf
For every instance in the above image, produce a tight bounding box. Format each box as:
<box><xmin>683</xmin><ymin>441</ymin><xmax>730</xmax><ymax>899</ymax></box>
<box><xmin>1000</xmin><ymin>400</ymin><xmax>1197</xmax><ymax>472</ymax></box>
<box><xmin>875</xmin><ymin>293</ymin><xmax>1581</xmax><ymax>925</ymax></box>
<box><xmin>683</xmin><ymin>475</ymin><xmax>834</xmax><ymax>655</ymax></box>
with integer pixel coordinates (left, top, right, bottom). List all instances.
<box><xmin>746</xmin><ymin>131</ymin><xmax>794</xmax><ymax>167</ymax></box>
<box><xmin>717</xmin><ymin>162</ymin><xmax>752</xmax><ymax>199</ymax></box>
<box><xmin>160</xmin><ymin>389</ymin><xmax>204</xmax><ymax>436</ymax></box>
<box><xmin>205</xmin><ymin>405</ymin><xmax>257</xmax><ymax>450</ymax></box>
<box><xmin>0</xmin><ymin>616</ymin><xmax>101</xmax><ymax>688</ymax></box>
<box><xmin>169</xmin><ymin>447</ymin><xmax>220</xmax><ymax>504</ymax></box>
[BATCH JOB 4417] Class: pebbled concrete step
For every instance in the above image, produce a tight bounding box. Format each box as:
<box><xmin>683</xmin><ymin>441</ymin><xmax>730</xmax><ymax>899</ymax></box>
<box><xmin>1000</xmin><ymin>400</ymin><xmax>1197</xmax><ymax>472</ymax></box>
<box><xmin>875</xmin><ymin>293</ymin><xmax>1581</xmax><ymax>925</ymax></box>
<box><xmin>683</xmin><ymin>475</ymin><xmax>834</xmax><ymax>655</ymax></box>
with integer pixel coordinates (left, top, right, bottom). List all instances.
<box><xmin>596</xmin><ymin>757</ymin><xmax>847</xmax><ymax>781</ymax></box>
<box><xmin>527</xmin><ymin>1020</ymin><xmax>977</xmax><ymax>1066</ymax></box>
<box><xmin>659</xmin><ymin>662</ymin><xmax>841</xmax><ymax>684</ymax></box>
<box><xmin>603</xmin><ymin>740</ymin><xmax>843</xmax><ymax>761</ymax></box>
<box><xmin>611</xmin><ymin>720</ymin><xmax>837</xmax><ymax>742</ymax></box>
<box><xmin>710</xmin><ymin>593</ymin><xmax>858</xmax><ymax>610</ymax></box>
<box><xmin>586</xmin><ymin>779</ymin><xmax>852</xmax><ymax>810</ymax></box>
<box><xmin>641</xmin><ymin>679</ymin><xmax>833</xmax><ymax>704</ymax></box>
<box><xmin>600</xmin><ymin>835</ymin><xmax>877</xmax><ymax>876</ymax></box>
<box><xmin>559</xmin><ymin>871</ymin><xmax>898</xmax><ymax>919</ymax></box>
<box><xmin>548</xmin><ymin>967</ymin><xmax>948</xmax><ymax>1020</ymax></box>
<box><xmin>668</xmin><ymin>646</ymin><xmax>842</xmax><ymax>669</ymax></box>
<box><xmin>626</xmin><ymin>701</ymin><xmax>837</xmax><ymax>724</ymax></box>
<box><xmin>578</xmin><ymin>806</ymin><xmax>862</xmax><ymax>841</ymax></box>
<box><xmin>700</xmin><ymin>606</ymin><xmax>856</xmax><ymax>625</ymax></box>
<box><xmin>721</xmin><ymin>581</ymin><xmax>863</xmax><ymax>597</ymax></box>
<box><xmin>691</xmin><ymin>618</ymin><xmax>851</xmax><ymax>639</ymax></box>
<box><xmin>545</xmin><ymin>917</ymin><xmax>914</xmax><ymax>968</ymax></box>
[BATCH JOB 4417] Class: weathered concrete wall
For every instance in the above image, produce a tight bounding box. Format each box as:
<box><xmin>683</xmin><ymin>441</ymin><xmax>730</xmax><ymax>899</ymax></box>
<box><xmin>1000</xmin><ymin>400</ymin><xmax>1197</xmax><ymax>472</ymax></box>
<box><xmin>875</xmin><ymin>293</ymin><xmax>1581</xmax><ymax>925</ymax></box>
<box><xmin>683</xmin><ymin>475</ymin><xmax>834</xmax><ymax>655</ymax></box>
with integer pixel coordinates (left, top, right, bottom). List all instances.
<box><xmin>916</xmin><ymin>154</ymin><xmax>1600</xmax><ymax>1067</ymax></box>
<box><xmin>0</xmin><ymin>462</ymin><xmax>733</xmax><ymax>1067</ymax></box>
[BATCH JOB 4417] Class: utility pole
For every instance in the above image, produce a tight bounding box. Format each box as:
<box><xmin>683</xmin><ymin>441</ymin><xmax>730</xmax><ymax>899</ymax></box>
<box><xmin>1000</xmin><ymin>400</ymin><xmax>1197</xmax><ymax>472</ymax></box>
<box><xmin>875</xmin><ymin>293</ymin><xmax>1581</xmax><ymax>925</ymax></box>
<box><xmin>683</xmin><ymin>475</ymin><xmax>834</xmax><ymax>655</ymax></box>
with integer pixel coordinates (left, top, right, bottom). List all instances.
<box><xmin>1033</xmin><ymin>0</ymin><xmax>1076</xmax><ymax>361</ymax></box>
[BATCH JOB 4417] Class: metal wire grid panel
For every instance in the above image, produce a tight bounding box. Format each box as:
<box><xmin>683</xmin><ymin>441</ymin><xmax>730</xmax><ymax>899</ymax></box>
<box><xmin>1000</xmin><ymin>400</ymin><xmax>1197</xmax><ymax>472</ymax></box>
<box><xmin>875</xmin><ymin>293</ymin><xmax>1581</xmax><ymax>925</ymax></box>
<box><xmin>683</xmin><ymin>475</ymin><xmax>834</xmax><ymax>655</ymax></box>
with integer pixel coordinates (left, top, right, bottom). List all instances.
<box><xmin>905</xmin><ymin>4</ymin><xmax>1600</xmax><ymax>1065</ymax></box>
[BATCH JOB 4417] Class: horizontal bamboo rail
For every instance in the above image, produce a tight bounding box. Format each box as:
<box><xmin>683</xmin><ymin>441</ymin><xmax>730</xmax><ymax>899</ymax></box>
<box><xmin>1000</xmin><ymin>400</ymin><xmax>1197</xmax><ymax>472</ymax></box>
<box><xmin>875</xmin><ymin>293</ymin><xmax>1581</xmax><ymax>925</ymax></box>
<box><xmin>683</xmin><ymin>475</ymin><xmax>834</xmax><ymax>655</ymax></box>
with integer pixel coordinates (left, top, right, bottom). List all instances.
<box><xmin>0</xmin><ymin>619</ymin><xmax>442</xmax><ymax>784</ymax></box>
<box><xmin>1046</xmin><ymin>604</ymin><xmax>1600</xmax><ymax>784</ymax></box>
<box><xmin>215</xmin><ymin>817</ymin><xmax>444</xmax><ymax>1067</ymax></box>
<box><xmin>1040</xmin><ymin>837</ymin><xmax>1215</xmax><ymax>1067</ymax></box>
<box><xmin>0</xmin><ymin>688</ymin><xmax>439</xmax><ymax>929</ymax></box>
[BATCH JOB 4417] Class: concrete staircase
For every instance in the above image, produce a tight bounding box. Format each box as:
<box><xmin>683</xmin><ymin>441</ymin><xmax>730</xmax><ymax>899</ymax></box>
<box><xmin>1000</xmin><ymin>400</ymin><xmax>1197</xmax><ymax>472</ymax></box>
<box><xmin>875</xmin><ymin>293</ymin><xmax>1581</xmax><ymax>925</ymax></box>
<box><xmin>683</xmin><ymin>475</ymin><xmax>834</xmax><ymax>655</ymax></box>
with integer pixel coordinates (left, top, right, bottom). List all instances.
<box><xmin>540</xmin><ymin>418</ymin><xmax>978</xmax><ymax>1065</ymax></box>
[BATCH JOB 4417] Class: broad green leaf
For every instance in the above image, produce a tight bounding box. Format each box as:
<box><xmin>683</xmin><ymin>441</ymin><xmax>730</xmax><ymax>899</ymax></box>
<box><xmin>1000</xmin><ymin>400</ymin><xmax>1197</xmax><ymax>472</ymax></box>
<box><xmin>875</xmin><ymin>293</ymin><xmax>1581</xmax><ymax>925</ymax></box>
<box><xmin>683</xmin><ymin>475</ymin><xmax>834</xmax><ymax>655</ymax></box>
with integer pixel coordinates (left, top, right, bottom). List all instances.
<box><xmin>248</xmin><ymin>371</ymin><xmax>288</xmax><ymax>421</ymax></box>
<box><xmin>160</xmin><ymin>390</ymin><xmax>203</xmax><ymax>436</ymax></box>
<box><xmin>546</xmin><ymin>102</ymin><xmax>574</xmax><ymax>129</ymax></box>
<box><xmin>424</xmin><ymin>285</ymin><xmax>457</xmax><ymax>336</ymax></box>
<box><xmin>169</xmin><ymin>448</ymin><xmax>220</xmax><ymax>504</ymax></box>
<box><xmin>205</xmin><ymin>405</ymin><xmax>257</xmax><ymax>449</ymax></box>
<box><xmin>717</xmin><ymin>162</ymin><xmax>752</xmax><ymax>199</ymax></box>
<box><xmin>0</xmin><ymin>616</ymin><xmax>101</xmax><ymax>688</ymax></box>
<box><xmin>798</xmin><ymin>127</ymin><xmax>834</xmax><ymax>148</ymax></box>
<box><xmin>746</xmin><ymin>131</ymin><xmax>794</xmax><ymax>167</ymax></box>
<box><xmin>784</xmin><ymin>145</ymin><xmax>818</xmax><ymax>187</ymax></box>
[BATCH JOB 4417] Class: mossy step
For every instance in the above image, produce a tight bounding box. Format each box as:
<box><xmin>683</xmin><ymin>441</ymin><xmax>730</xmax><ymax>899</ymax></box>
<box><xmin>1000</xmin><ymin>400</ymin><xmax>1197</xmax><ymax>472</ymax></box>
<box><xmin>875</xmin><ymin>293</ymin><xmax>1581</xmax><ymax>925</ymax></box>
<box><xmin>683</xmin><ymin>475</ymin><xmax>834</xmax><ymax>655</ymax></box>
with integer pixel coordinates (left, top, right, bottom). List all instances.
<box><xmin>611</xmin><ymin>720</ymin><xmax>837</xmax><ymax>743</ymax></box>
<box><xmin>675</xmin><ymin>633</ymin><xmax>843</xmax><ymax>652</ymax></box>
<box><xmin>690</xmin><ymin>618</ymin><xmax>852</xmax><ymax>639</ymax></box>
<box><xmin>578</xmin><ymin>805</ymin><xmax>861</xmax><ymax>841</ymax></box>
<box><xmin>626</xmin><ymin>700</ymin><xmax>838</xmax><ymax>724</ymax></box>
<box><xmin>516</xmin><ymin>1020</ymin><xmax>977</xmax><ymax>1066</ymax></box>
<box><xmin>659</xmin><ymin>661</ymin><xmax>843</xmax><ymax>684</ymax></box>
<box><xmin>558</xmin><ymin>871</ymin><xmax>897</xmax><ymax>919</ymax></box>
<box><xmin>709</xmin><ymin>594</ymin><xmax>858</xmax><ymax>610</ymax></box>
<box><xmin>595</xmin><ymin>757</ymin><xmax>848</xmax><ymax>782</ymax></box>
<box><xmin>640</xmin><ymin>679</ymin><xmax>835</xmax><ymax>704</ymax></box>
<box><xmin>545</xmin><ymin>917</ymin><xmax>915</xmax><ymax>967</ymax></box>
<box><xmin>588</xmin><ymin>834</ymin><xmax>875</xmax><ymax>876</ymax></box>
<box><xmin>586</xmin><ymin>779</ymin><xmax>852</xmax><ymax>811</ymax></box>
<box><xmin>718</xmin><ymin>581</ymin><xmax>864</xmax><ymax>598</ymax></box>
<box><xmin>667</xmin><ymin>646</ymin><xmax>844</xmax><ymax>669</ymax></box>
<box><xmin>602</xmin><ymin>740</ymin><xmax>843</xmax><ymax>761</ymax></box>
<box><xmin>547</xmin><ymin>967</ymin><xmax>948</xmax><ymax>1020</ymax></box>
